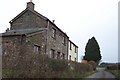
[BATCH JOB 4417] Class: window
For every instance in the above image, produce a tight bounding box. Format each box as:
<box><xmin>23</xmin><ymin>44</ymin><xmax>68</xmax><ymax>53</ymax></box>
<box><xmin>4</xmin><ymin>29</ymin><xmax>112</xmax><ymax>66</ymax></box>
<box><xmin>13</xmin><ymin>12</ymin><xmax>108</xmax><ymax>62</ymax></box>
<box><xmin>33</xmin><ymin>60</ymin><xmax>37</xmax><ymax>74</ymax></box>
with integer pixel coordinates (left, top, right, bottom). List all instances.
<box><xmin>62</xmin><ymin>53</ymin><xmax>65</xmax><ymax>59</ymax></box>
<box><xmin>4</xmin><ymin>50</ymin><xmax>7</xmax><ymax>55</ymax></box>
<box><xmin>52</xmin><ymin>28</ymin><xmax>56</xmax><ymax>39</ymax></box>
<box><xmin>34</xmin><ymin>45</ymin><xmax>41</xmax><ymax>54</ymax></box>
<box><xmin>75</xmin><ymin>58</ymin><xmax>76</xmax><ymax>62</ymax></box>
<box><xmin>57</xmin><ymin>52</ymin><xmax>60</xmax><ymax>59</ymax></box>
<box><xmin>62</xmin><ymin>36</ymin><xmax>65</xmax><ymax>45</ymax></box>
<box><xmin>69</xmin><ymin>55</ymin><xmax>71</xmax><ymax>61</ymax></box>
<box><xmin>51</xmin><ymin>49</ymin><xmax>55</xmax><ymax>58</ymax></box>
<box><xmin>70</xmin><ymin>42</ymin><xmax>72</xmax><ymax>50</ymax></box>
<box><xmin>75</xmin><ymin>47</ymin><xmax>77</xmax><ymax>53</ymax></box>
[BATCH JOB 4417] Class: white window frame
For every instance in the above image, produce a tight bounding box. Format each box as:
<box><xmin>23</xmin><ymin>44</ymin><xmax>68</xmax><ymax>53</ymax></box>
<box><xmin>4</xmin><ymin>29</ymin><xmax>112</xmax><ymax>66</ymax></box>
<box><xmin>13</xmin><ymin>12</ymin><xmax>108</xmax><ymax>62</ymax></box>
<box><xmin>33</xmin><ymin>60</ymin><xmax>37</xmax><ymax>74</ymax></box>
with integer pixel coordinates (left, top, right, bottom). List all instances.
<box><xmin>34</xmin><ymin>45</ymin><xmax>40</xmax><ymax>54</ymax></box>
<box><xmin>62</xmin><ymin>36</ymin><xmax>65</xmax><ymax>45</ymax></box>
<box><xmin>52</xmin><ymin>28</ymin><xmax>56</xmax><ymax>39</ymax></box>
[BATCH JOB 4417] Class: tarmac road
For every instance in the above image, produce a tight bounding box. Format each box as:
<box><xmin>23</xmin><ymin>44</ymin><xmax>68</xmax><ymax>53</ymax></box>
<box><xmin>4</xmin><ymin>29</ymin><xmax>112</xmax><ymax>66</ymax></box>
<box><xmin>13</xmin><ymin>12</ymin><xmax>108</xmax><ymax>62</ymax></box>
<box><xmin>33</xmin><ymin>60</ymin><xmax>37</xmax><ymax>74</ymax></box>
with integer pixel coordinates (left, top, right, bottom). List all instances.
<box><xmin>82</xmin><ymin>67</ymin><xmax>118</xmax><ymax>80</ymax></box>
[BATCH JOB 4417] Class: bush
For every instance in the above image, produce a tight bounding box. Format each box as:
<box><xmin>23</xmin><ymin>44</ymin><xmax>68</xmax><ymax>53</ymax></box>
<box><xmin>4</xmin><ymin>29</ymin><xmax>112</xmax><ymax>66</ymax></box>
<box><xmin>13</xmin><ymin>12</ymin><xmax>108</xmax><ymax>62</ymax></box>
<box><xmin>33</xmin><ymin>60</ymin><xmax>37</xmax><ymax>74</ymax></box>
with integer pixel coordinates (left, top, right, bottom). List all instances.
<box><xmin>50</xmin><ymin>59</ymin><xmax>68</xmax><ymax>72</ymax></box>
<box><xmin>118</xmin><ymin>64</ymin><xmax>120</xmax><ymax>70</ymax></box>
<box><xmin>2</xmin><ymin>44</ymin><xmax>95</xmax><ymax>78</ymax></box>
<box><xmin>107</xmin><ymin>64</ymin><xmax>118</xmax><ymax>70</ymax></box>
<box><xmin>69</xmin><ymin>61</ymin><xmax>93</xmax><ymax>74</ymax></box>
<box><xmin>88</xmin><ymin>61</ymin><xmax>97</xmax><ymax>70</ymax></box>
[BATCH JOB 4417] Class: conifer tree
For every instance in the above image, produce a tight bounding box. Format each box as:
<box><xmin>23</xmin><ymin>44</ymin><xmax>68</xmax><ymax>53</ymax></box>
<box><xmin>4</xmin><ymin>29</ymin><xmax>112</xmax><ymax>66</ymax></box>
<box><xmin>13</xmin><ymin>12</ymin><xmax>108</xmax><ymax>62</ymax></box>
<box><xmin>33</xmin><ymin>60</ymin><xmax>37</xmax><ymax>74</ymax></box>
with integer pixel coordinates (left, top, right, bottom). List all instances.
<box><xmin>83</xmin><ymin>37</ymin><xmax>102</xmax><ymax>65</ymax></box>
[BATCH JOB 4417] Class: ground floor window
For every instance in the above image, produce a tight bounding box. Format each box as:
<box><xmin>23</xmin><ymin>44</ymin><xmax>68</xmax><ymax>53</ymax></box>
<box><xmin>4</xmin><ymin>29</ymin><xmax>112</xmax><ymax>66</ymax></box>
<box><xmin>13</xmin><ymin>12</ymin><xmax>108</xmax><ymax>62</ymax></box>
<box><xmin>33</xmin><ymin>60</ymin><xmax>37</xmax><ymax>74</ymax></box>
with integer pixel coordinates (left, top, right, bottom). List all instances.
<box><xmin>75</xmin><ymin>58</ymin><xmax>76</xmax><ymax>62</ymax></box>
<box><xmin>50</xmin><ymin>49</ymin><xmax>55</xmax><ymax>58</ymax></box>
<box><xmin>62</xmin><ymin>53</ymin><xmax>65</xmax><ymax>59</ymax></box>
<box><xmin>34</xmin><ymin>45</ymin><xmax>41</xmax><ymax>54</ymax></box>
<box><xmin>57</xmin><ymin>52</ymin><xmax>60</xmax><ymax>59</ymax></box>
<box><xmin>69</xmin><ymin>55</ymin><xmax>71</xmax><ymax>61</ymax></box>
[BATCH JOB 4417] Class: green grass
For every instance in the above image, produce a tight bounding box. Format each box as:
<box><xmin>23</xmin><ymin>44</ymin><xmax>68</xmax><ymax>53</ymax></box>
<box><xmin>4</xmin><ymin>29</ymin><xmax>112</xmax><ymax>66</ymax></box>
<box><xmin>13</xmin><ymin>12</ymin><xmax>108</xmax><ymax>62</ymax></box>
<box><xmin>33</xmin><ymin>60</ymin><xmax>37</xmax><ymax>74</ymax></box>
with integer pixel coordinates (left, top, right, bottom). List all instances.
<box><xmin>108</xmin><ymin>70</ymin><xmax>120</xmax><ymax>79</ymax></box>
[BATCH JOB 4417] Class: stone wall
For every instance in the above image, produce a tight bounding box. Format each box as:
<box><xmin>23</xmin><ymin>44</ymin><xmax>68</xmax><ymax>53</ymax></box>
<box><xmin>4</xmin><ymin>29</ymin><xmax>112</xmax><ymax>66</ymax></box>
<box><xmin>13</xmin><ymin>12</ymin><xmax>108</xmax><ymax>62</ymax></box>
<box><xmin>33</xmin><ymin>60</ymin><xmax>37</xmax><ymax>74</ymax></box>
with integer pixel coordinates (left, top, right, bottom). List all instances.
<box><xmin>26</xmin><ymin>31</ymin><xmax>46</xmax><ymax>54</ymax></box>
<box><xmin>2</xmin><ymin>35</ymin><xmax>25</xmax><ymax>69</ymax></box>
<box><xmin>10</xmin><ymin>10</ymin><xmax>47</xmax><ymax>30</ymax></box>
<box><xmin>2</xmin><ymin>31</ymin><xmax>46</xmax><ymax>69</ymax></box>
<box><xmin>46</xmin><ymin>22</ymin><xmax>69</xmax><ymax>60</ymax></box>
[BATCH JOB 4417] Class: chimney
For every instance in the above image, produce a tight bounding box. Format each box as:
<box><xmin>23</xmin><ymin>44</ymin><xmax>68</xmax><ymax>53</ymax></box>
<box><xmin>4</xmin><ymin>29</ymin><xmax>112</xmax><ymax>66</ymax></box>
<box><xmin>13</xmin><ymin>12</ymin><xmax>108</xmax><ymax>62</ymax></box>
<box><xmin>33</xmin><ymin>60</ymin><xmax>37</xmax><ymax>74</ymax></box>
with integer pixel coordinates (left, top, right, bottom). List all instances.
<box><xmin>6</xmin><ymin>28</ymin><xmax>9</xmax><ymax>32</ymax></box>
<box><xmin>52</xmin><ymin>20</ymin><xmax>55</xmax><ymax>23</ymax></box>
<box><xmin>27</xmin><ymin>2</ymin><xmax>35</xmax><ymax>10</ymax></box>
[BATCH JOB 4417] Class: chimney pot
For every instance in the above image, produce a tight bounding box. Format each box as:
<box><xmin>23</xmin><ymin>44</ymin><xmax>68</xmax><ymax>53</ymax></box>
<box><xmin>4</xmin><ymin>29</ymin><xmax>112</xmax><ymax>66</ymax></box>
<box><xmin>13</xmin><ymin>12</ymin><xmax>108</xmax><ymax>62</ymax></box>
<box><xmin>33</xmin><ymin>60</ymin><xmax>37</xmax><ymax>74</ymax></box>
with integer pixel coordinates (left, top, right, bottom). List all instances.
<box><xmin>6</xmin><ymin>28</ymin><xmax>9</xmax><ymax>32</ymax></box>
<box><xmin>27</xmin><ymin>2</ymin><xmax>35</xmax><ymax>10</ymax></box>
<box><xmin>52</xmin><ymin>20</ymin><xmax>55</xmax><ymax>23</ymax></box>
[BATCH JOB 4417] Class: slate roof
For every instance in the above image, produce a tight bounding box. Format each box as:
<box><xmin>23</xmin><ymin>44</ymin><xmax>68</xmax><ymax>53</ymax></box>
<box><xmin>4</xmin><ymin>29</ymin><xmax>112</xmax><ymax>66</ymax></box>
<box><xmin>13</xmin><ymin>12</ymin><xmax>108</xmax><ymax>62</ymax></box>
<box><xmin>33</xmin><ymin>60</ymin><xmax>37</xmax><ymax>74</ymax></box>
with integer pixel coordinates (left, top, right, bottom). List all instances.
<box><xmin>9</xmin><ymin>3</ymin><xmax>69</xmax><ymax>38</ymax></box>
<box><xmin>2</xmin><ymin>28</ymin><xmax>47</xmax><ymax>36</ymax></box>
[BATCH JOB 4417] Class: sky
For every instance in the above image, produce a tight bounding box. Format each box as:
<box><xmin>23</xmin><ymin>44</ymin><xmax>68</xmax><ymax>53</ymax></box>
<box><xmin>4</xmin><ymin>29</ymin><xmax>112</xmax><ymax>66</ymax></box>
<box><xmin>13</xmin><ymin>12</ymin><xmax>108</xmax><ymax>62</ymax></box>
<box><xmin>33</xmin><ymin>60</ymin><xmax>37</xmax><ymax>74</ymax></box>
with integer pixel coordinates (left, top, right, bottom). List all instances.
<box><xmin>0</xmin><ymin>0</ymin><xmax>119</xmax><ymax>63</ymax></box>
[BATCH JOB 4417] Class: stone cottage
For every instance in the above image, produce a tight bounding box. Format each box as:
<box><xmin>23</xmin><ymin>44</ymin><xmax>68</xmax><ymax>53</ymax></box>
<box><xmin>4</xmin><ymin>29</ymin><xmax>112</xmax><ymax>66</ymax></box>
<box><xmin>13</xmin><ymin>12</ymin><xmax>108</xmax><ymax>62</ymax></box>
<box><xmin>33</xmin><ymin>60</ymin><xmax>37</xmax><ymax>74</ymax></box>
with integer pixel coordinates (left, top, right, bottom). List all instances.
<box><xmin>2</xmin><ymin>1</ymin><xmax>78</xmax><ymax>61</ymax></box>
<box><xmin>2</xmin><ymin>1</ymin><xmax>69</xmax><ymax>60</ymax></box>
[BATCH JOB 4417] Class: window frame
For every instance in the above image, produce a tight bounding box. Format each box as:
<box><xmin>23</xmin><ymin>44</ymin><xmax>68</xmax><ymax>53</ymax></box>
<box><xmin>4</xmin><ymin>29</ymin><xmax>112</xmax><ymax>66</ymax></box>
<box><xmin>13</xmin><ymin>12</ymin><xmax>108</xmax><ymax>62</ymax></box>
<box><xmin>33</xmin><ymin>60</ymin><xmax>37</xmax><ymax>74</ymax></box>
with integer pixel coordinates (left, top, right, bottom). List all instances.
<box><xmin>62</xmin><ymin>53</ymin><xmax>65</xmax><ymax>59</ymax></box>
<box><xmin>75</xmin><ymin>58</ymin><xmax>76</xmax><ymax>62</ymax></box>
<box><xmin>34</xmin><ymin>44</ymin><xmax>41</xmax><ymax>54</ymax></box>
<box><xmin>75</xmin><ymin>47</ymin><xmax>77</xmax><ymax>53</ymax></box>
<box><xmin>51</xmin><ymin>49</ymin><xmax>55</xmax><ymax>58</ymax></box>
<box><xmin>51</xmin><ymin>28</ymin><xmax>56</xmax><ymax>39</ymax></box>
<box><xmin>57</xmin><ymin>52</ymin><xmax>61</xmax><ymax>59</ymax></box>
<box><xmin>62</xmin><ymin>35</ymin><xmax>65</xmax><ymax>45</ymax></box>
<box><xmin>69</xmin><ymin>55</ymin><xmax>71</xmax><ymax>61</ymax></box>
<box><xmin>70</xmin><ymin>42</ymin><xmax>72</xmax><ymax>50</ymax></box>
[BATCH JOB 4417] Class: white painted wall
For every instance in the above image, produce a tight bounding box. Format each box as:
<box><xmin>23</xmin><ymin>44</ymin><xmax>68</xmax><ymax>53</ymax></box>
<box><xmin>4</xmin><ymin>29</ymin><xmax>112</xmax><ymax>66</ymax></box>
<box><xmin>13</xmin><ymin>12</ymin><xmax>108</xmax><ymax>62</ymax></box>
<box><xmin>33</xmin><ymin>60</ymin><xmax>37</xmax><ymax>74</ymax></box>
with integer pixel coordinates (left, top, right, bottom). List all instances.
<box><xmin>68</xmin><ymin>41</ymin><xmax>78</xmax><ymax>62</ymax></box>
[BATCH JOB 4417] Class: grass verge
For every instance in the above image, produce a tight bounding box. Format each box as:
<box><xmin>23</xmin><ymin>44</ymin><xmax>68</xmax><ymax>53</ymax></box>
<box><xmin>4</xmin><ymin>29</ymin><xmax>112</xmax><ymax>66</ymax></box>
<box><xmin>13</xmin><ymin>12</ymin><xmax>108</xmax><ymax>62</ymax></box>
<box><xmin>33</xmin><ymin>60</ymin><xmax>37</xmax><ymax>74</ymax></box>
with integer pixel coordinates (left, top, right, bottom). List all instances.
<box><xmin>80</xmin><ymin>71</ymin><xmax>96</xmax><ymax>78</ymax></box>
<box><xmin>107</xmin><ymin>70</ymin><xmax>120</xmax><ymax>79</ymax></box>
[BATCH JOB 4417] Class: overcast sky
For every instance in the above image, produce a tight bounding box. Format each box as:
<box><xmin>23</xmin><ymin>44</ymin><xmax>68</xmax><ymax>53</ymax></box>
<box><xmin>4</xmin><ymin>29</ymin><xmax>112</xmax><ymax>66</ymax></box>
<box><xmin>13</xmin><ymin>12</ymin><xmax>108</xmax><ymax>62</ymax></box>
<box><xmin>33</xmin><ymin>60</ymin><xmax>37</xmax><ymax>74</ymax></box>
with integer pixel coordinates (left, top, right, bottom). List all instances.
<box><xmin>0</xmin><ymin>0</ymin><xmax>119</xmax><ymax>63</ymax></box>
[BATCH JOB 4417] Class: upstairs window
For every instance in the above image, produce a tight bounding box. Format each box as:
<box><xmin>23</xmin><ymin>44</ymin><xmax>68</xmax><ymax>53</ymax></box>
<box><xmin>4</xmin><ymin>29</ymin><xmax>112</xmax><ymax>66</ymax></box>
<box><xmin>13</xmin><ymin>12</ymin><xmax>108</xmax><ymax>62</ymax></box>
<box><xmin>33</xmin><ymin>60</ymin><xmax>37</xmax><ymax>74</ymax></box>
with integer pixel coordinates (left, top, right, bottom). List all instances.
<box><xmin>52</xmin><ymin>28</ymin><xmax>56</xmax><ymax>39</ymax></box>
<box><xmin>62</xmin><ymin>36</ymin><xmax>65</xmax><ymax>45</ymax></box>
<box><xmin>75</xmin><ymin>47</ymin><xmax>77</xmax><ymax>53</ymax></box>
<box><xmin>70</xmin><ymin>42</ymin><xmax>72</xmax><ymax>50</ymax></box>
<box><xmin>34</xmin><ymin>45</ymin><xmax>41</xmax><ymax>54</ymax></box>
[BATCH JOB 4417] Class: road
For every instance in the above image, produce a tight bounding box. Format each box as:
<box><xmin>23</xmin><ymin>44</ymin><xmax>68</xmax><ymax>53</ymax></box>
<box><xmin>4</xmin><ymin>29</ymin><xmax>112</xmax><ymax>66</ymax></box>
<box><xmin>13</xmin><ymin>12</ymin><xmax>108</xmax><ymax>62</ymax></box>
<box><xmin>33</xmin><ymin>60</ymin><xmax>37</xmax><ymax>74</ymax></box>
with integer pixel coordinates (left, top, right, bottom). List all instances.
<box><xmin>82</xmin><ymin>67</ymin><xmax>118</xmax><ymax>80</ymax></box>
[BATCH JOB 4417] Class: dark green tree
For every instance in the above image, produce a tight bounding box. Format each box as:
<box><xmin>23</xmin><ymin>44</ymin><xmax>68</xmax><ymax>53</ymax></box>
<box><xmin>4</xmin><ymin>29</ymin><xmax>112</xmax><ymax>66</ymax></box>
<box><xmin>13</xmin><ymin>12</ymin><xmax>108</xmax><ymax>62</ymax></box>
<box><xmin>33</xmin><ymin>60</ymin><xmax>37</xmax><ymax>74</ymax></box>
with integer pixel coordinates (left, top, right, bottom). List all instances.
<box><xmin>83</xmin><ymin>37</ymin><xmax>102</xmax><ymax>64</ymax></box>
